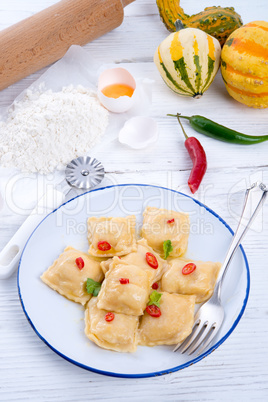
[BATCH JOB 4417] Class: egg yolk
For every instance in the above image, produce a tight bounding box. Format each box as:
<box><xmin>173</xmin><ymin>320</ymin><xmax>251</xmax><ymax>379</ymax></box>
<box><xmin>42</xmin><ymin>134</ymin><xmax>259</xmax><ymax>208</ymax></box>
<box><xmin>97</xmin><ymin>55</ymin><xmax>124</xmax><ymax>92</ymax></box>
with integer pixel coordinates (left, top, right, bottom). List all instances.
<box><xmin>102</xmin><ymin>84</ymin><xmax>134</xmax><ymax>99</ymax></box>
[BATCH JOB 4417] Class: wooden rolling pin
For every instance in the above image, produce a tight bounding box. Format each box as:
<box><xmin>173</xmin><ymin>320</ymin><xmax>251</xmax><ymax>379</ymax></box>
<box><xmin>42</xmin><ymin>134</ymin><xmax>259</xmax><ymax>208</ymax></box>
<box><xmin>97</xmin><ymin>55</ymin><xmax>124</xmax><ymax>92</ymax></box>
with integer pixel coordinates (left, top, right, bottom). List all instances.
<box><xmin>0</xmin><ymin>0</ymin><xmax>135</xmax><ymax>91</ymax></box>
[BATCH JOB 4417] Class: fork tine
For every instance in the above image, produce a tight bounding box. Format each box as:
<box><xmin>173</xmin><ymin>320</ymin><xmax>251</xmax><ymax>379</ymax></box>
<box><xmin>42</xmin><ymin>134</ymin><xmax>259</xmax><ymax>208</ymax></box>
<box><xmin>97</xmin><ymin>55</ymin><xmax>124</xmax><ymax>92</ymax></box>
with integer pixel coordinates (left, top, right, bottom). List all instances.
<box><xmin>173</xmin><ymin>320</ymin><xmax>200</xmax><ymax>353</ymax></box>
<box><xmin>173</xmin><ymin>318</ymin><xmax>201</xmax><ymax>353</ymax></box>
<box><xmin>194</xmin><ymin>324</ymin><xmax>221</xmax><ymax>356</ymax></box>
<box><xmin>186</xmin><ymin>322</ymin><xmax>215</xmax><ymax>355</ymax></box>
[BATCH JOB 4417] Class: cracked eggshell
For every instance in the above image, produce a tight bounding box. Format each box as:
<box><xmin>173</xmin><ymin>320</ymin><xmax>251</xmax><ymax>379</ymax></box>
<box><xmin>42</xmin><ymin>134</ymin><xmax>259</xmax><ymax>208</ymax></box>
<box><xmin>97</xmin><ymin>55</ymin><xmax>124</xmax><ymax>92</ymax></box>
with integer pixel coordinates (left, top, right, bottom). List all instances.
<box><xmin>118</xmin><ymin>116</ymin><xmax>158</xmax><ymax>149</ymax></box>
<box><xmin>97</xmin><ymin>68</ymin><xmax>137</xmax><ymax>113</ymax></box>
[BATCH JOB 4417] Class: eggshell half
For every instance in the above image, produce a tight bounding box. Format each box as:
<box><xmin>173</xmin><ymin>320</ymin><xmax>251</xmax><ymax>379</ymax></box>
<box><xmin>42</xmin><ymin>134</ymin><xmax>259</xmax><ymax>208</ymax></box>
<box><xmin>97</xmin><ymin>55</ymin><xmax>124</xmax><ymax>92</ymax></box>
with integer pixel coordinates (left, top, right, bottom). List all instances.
<box><xmin>97</xmin><ymin>68</ymin><xmax>137</xmax><ymax>113</ymax></box>
<box><xmin>118</xmin><ymin>116</ymin><xmax>158</xmax><ymax>149</ymax></box>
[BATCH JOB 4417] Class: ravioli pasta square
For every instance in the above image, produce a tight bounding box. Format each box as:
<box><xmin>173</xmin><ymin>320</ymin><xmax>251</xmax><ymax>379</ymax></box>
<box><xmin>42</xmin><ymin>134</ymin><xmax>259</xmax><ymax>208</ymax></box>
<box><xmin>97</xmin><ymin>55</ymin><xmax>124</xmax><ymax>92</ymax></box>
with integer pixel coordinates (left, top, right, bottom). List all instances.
<box><xmin>41</xmin><ymin>247</ymin><xmax>104</xmax><ymax>305</ymax></box>
<box><xmin>138</xmin><ymin>292</ymin><xmax>195</xmax><ymax>346</ymax></box>
<box><xmin>141</xmin><ymin>207</ymin><xmax>190</xmax><ymax>257</ymax></box>
<box><xmin>97</xmin><ymin>258</ymin><xmax>150</xmax><ymax>316</ymax></box>
<box><xmin>100</xmin><ymin>238</ymin><xmax>167</xmax><ymax>285</ymax></box>
<box><xmin>85</xmin><ymin>298</ymin><xmax>139</xmax><ymax>353</ymax></box>
<box><xmin>87</xmin><ymin>215</ymin><xmax>137</xmax><ymax>257</ymax></box>
<box><xmin>161</xmin><ymin>259</ymin><xmax>221</xmax><ymax>303</ymax></box>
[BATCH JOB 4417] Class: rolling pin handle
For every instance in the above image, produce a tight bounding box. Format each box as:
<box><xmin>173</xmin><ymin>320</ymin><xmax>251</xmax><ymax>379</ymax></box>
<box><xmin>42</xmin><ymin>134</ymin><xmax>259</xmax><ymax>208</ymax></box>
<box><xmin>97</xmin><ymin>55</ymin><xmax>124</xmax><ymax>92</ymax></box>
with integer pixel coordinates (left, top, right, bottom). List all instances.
<box><xmin>0</xmin><ymin>0</ymin><xmax>129</xmax><ymax>91</ymax></box>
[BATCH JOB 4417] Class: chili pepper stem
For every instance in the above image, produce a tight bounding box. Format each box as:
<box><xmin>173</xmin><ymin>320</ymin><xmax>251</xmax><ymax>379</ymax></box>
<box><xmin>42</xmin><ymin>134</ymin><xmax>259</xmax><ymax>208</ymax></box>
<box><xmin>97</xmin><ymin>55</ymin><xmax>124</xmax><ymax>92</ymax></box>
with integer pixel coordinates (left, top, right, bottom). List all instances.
<box><xmin>175</xmin><ymin>113</ymin><xmax>189</xmax><ymax>140</ymax></box>
<box><xmin>167</xmin><ymin>114</ymin><xmax>191</xmax><ymax>121</ymax></box>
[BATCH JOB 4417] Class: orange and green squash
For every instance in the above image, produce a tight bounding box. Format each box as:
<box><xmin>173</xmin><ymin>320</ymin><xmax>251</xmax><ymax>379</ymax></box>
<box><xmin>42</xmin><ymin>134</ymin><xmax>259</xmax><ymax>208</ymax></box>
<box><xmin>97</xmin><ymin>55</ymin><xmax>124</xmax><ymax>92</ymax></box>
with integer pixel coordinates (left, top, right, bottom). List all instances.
<box><xmin>156</xmin><ymin>1</ymin><xmax>243</xmax><ymax>46</ymax></box>
<box><xmin>221</xmin><ymin>20</ymin><xmax>268</xmax><ymax>108</ymax></box>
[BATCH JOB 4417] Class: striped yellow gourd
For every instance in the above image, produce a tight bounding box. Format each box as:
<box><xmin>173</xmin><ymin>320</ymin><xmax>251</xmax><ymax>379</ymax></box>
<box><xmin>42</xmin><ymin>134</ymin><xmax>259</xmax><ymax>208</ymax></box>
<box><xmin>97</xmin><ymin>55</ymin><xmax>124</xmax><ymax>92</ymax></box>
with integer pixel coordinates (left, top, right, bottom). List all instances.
<box><xmin>221</xmin><ymin>21</ymin><xmax>268</xmax><ymax>108</ymax></box>
<box><xmin>154</xmin><ymin>28</ymin><xmax>221</xmax><ymax>98</ymax></box>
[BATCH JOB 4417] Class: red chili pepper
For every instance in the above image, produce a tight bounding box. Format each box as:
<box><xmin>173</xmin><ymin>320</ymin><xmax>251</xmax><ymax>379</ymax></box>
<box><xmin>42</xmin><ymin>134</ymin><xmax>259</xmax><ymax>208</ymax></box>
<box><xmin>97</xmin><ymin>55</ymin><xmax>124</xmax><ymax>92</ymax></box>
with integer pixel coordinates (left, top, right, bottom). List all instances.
<box><xmin>167</xmin><ymin>218</ymin><xmax>175</xmax><ymax>224</ymax></box>
<box><xmin>152</xmin><ymin>282</ymin><xmax>159</xmax><ymax>290</ymax></box>
<box><xmin>182</xmin><ymin>263</ymin><xmax>196</xmax><ymax>275</ymax></box>
<box><xmin>119</xmin><ymin>278</ymin><xmax>129</xmax><ymax>284</ymax></box>
<box><xmin>146</xmin><ymin>305</ymin><xmax>161</xmax><ymax>317</ymax></box>
<box><xmin>185</xmin><ymin>137</ymin><xmax>207</xmax><ymax>194</ymax></box>
<box><xmin>105</xmin><ymin>312</ymin><xmax>114</xmax><ymax>322</ymax></box>
<box><xmin>145</xmin><ymin>252</ymin><xmax>158</xmax><ymax>269</ymax></box>
<box><xmin>97</xmin><ymin>241</ymin><xmax>112</xmax><ymax>251</ymax></box>
<box><xmin>75</xmin><ymin>257</ymin><xmax>84</xmax><ymax>270</ymax></box>
<box><xmin>169</xmin><ymin>113</ymin><xmax>207</xmax><ymax>194</ymax></box>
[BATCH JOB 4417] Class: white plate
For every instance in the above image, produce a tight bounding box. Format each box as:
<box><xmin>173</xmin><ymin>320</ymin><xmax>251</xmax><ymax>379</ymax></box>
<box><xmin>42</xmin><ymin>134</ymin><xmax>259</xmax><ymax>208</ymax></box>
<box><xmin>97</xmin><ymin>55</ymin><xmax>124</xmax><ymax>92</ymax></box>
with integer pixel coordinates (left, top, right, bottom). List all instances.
<box><xmin>18</xmin><ymin>184</ymin><xmax>249</xmax><ymax>378</ymax></box>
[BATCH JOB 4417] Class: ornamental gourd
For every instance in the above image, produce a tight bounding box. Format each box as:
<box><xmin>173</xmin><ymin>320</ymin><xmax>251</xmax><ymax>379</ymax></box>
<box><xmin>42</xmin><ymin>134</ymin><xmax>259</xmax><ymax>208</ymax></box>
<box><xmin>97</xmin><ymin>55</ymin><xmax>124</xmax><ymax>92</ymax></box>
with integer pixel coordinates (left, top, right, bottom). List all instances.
<box><xmin>221</xmin><ymin>21</ymin><xmax>268</xmax><ymax>109</ymax></box>
<box><xmin>156</xmin><ymin>1</ymin><xmax>243</xmax><ymax>46</ymax></box>
<box><xmin>154</xmin><ymin>28</ymin><xmax>221</xmax><ymax>98</ymax></box>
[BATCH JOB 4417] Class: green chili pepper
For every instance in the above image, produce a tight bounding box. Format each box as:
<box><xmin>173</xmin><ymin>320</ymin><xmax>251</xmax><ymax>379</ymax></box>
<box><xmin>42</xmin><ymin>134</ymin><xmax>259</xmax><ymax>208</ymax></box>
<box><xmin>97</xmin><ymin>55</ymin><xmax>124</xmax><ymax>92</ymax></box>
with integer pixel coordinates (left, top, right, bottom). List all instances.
<box><xmin>167</xmin><ymin>114</ymin><xmax>268</xmax><ymax>145</ymax></box>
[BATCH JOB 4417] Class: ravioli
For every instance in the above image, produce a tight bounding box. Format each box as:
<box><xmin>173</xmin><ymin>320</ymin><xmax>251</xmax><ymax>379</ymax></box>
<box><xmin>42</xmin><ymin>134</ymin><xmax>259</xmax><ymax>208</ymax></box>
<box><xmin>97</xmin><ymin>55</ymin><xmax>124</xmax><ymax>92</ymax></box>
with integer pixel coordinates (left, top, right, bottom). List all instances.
<box><xmin>100</xmin><ymin>238</ymin><xmax>167</xmax><ymax>285</ymax></box>
<box><xmin>41</xmin><ymin>246</ymin><xmax>104</xmax><ymax>305</ymax></box>
<box><xmin>85</xmin><ymin>298</ymin><xmax>139</xmax><ymax>353</ymax></box>
<box><xmin>161</xmin><ymin>259</ymin><xmax>221</xmax><ymax>303</ymax></box>
<box><xmin>138</xmin><ymin>292</ymin><xmax>195</xmax><ymax>346</ymax></box>
<box><xmin>97</xmin><ymin>257</ymin><xmax>150</xmax><ymax>316</ymax></box>
<box><xmin>87</xmin><ymin>215</ymin><xmax>137</xmax><ymax>257</ymax></box>
<box><xmin>141</xmin><ymin>206</ymin><xmax>190</xmax><ymax>257</ymax></box>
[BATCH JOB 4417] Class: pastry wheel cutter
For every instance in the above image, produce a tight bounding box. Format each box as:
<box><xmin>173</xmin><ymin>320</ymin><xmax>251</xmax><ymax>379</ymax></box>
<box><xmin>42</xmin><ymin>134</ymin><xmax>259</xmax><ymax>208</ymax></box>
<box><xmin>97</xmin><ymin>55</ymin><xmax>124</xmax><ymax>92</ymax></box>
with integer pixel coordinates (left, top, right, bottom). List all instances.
<box><xmin>0</xmin><ymin>156</ymin><xmax>105</xmax><ymax>279</ymax></box>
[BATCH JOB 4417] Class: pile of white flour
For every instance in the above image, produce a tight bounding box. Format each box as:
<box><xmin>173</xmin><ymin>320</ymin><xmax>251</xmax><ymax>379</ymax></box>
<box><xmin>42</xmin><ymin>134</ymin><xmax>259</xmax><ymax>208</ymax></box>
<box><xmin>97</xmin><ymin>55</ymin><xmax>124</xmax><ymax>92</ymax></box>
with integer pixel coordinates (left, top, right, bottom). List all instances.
<box><xmin>0</xmin><ymin>85</ymin><xmax>109</xmax><ymax>174</ymax></box>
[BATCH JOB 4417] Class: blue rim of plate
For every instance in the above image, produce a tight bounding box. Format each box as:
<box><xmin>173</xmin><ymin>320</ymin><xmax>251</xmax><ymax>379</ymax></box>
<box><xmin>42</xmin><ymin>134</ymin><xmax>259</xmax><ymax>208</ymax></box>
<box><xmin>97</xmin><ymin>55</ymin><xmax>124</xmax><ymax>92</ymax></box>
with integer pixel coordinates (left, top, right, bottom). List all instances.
<box><xmin>17</xmin><ymin>184</ymin><xmax>250</xmax><ymax>378</ymax></box>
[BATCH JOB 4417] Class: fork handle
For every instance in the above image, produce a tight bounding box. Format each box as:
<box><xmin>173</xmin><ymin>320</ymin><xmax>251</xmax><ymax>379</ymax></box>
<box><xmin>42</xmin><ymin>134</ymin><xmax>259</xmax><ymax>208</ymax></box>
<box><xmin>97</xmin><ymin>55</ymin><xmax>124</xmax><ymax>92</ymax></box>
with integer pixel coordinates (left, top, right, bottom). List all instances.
<box><xmin>216</xmin><ymin>182</ymin><xmax>267</xmax><ymax>297</ymax></box>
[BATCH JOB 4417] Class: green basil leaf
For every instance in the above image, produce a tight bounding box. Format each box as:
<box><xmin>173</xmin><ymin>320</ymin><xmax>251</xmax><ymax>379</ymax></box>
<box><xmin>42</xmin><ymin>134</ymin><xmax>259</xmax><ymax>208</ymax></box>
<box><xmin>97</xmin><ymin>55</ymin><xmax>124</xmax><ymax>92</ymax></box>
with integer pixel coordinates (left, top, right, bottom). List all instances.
<box><xmin>163</xmin><ymin>239</ymin><xmax>173</xmax><ymax>259</ymax></box>
<box><xmin>86</xmin><ymin>278</ymin><xmax>101</xmax><ymax>297</ymax></box>
<box><xmin>148</xmin><ymin>290</ymin><xmax>162</xmax><ymax>308</ymax></box>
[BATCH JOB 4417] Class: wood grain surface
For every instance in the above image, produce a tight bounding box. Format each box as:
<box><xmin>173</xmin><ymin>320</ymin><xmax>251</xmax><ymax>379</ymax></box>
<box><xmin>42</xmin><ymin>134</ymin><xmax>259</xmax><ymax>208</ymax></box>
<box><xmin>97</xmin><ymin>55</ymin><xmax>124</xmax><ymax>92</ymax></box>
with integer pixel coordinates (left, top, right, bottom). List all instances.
<box><xmin>0</xmin><ymin>1</ymin><xmax>268</xmax><ymax>401</ymax></box>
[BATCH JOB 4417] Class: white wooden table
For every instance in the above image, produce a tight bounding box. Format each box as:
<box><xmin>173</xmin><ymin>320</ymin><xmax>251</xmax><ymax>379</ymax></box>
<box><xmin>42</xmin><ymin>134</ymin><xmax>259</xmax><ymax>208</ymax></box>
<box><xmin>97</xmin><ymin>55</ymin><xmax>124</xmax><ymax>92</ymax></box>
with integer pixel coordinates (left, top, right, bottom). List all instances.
<box><xmin>1</xmin><ymin>1</ymin><xmax>268</xmax><ymax>400</ymax></box>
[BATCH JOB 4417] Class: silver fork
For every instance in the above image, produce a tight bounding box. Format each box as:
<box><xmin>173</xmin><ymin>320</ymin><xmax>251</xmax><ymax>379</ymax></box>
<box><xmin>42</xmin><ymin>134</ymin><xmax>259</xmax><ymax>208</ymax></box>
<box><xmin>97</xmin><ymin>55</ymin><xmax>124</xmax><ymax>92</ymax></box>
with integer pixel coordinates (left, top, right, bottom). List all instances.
<box><xmin>173</xmin><ymin>182</ymin><xmax>268</xmax><ymax>356</ymax></box>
